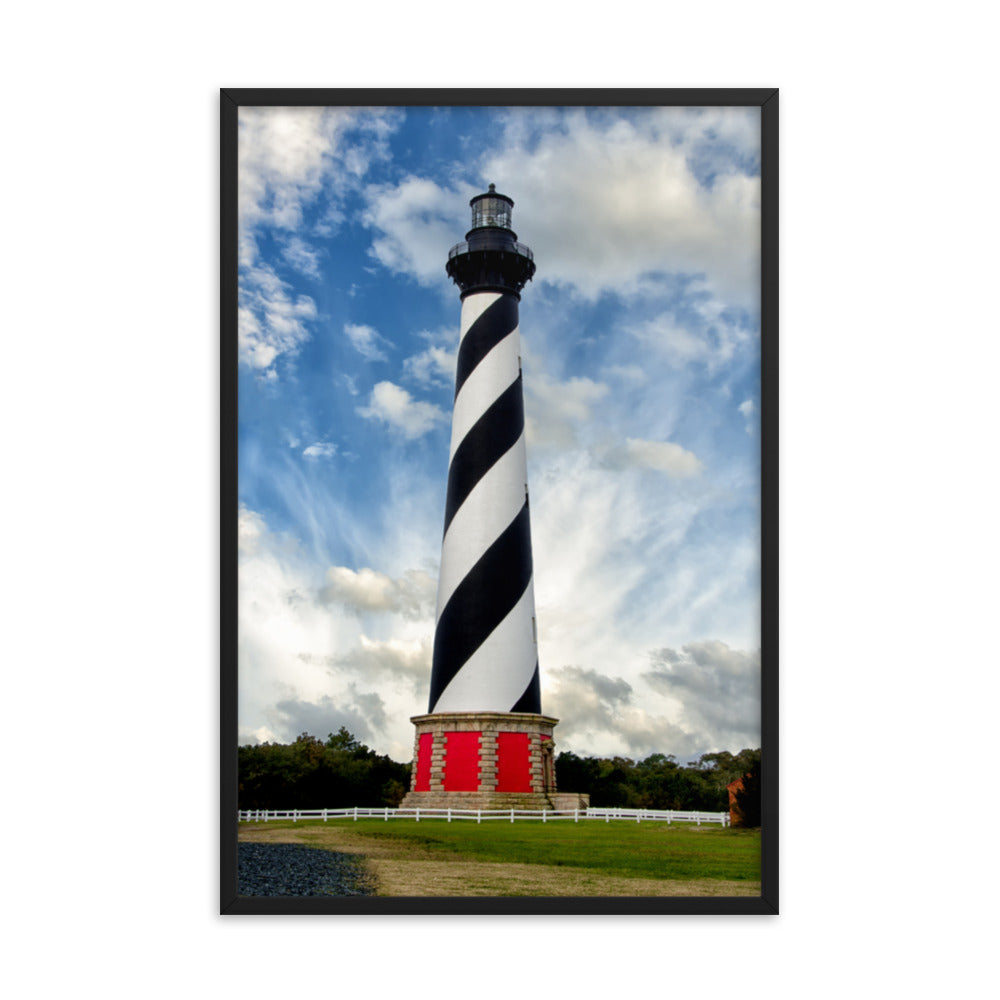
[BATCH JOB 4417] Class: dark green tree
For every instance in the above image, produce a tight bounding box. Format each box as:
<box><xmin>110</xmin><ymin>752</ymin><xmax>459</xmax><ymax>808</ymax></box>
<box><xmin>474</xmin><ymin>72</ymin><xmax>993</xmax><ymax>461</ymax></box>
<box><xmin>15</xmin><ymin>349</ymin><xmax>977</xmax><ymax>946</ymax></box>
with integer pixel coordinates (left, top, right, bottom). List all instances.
<box><xmin>555</xmin><ymin>747</ymin><xmax>760</xmax><ymax>812</ymax></box>
<box><xmin>237</xmin><ymin>730</ymin><xmax>411</xmax><ymax>809</ymax></box>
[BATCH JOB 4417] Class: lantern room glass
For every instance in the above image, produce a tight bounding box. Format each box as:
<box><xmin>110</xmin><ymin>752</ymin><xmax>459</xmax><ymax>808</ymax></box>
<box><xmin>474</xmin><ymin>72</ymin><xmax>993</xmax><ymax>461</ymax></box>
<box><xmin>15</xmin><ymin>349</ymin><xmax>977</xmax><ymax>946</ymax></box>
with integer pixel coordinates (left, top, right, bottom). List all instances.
<box><xmin>471</xmin><ymin>196</ymin><xmax>512</xmax><ymax>231</ymax></box>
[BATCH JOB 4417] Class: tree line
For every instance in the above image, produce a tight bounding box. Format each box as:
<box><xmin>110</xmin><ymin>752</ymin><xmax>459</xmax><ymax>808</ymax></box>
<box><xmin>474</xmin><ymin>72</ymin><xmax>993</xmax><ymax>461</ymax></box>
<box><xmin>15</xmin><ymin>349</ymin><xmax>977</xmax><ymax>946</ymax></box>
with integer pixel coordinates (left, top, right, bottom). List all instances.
<box><xmin>237</xmin><ymin>730</ymin><xmax>760</xmax><ymax>824</ymax></box>
<box><xmin>555</xmin><ymin>747</ymin><xmax>760</xmax><ymax>821</ymax></box>
<box><xmin>238</xmin><ymin>729</ymin><xmax>410</xmax><ymax>810</ymax></box>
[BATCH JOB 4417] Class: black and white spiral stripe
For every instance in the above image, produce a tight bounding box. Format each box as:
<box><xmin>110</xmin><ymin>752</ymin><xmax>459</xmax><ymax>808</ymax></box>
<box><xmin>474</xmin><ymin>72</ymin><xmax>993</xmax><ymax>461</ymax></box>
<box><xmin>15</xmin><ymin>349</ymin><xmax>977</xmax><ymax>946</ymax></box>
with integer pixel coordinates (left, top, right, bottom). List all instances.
<box><xmin>428</xmin><ymin>291</ymin><xmax>541</xmax><ymax>714</ymax></box>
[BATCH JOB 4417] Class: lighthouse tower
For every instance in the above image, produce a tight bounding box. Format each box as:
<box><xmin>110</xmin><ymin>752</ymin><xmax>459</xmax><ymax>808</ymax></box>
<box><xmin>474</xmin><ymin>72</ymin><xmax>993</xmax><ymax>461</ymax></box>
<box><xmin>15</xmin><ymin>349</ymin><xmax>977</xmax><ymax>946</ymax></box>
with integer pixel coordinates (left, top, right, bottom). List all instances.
<box><xmin>401</xmin><ymin>185</ymin><xmax>579</xmax><ymax>811</ymax></box>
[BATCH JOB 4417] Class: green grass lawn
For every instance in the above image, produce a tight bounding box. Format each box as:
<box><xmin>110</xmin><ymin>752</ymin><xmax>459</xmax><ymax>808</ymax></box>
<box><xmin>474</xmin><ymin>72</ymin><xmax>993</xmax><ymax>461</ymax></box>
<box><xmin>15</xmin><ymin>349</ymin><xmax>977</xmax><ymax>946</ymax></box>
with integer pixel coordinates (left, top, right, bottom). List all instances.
<box><xmin>251</xmin><ymin>818</ymin><xmax>761</xmax><ymax>883</ymax></box>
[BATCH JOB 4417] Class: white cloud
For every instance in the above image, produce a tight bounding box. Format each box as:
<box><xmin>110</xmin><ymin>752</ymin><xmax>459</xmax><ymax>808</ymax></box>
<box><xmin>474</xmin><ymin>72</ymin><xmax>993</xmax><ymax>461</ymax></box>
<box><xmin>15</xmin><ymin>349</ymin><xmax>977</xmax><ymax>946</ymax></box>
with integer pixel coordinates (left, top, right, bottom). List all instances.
<box><xmin>545</xmin><ymin>665</ymin><xmax>697</xmax><ymax>759</ymax></box>
<box><xmin>358</xmin><ymin>109</ymin><xmax>759</xmax><ymax>309</ymax></box>
<box><xmin>403</xmin><ymin>337</ymin><xmax>456</xmax><ymax>387</ymax></box>
<box><xmin>302</xmin><ymin>442</ymin><xmax>337</xmax><ymax>460</ymax></box>
<box><xmin>299</xmin><ymin>634</ymin><xmax>433</xmax><ymax>692</ymax></box>
<box><xmin>643</xmin><ymin>641</ymin><xmax>761</xmax><ymax>751</ymax></box>
<box><xmin>539</xmin><ymin>641</ymin><xmax>760</xmax><ymax>759</ymax></box>
<box><xmin>523</xmin><ymin>363</ymin><xmax>609</xmax><ymax>449</ymax></box>
<box><xmin>239</xmin><ymin>484</ymin><xmax>759</xmax><ymax>759</ymax></box>
<box><xmin>271</xmin><ymin>694</ymin><xmax>384</xmax><ymax>744</ymax></box>
<box><xmin>238</xmin><ymin>505</ymin><xmax>433</xmax><ymax>759</ymax></box>
<box><xmin>357</xmin><ymin>381</ymin><xmax>447</xmax><ymax>438</ymax></box>
<box><xmin>236</xmin><ymin>107</ymin><xmax>762</xmax><ymax>763</ymax></box>
<box><xmin>319</xmin><ymin>565</ymin><xmax>436</xmax><ymax>619</ymax></box>
<box><xmin>239</xmin><ymin>106</ymin><xmax>399</xmax><ymax>241</ymax></box>
<box><xmin>238</xmin><ymin>505</ymin><xmax>267</xmax><ymax>554</ymax></box>
<box><xmin>628</xmin><ymin>303</ymin><xmax>753</xmax><ymax>371</ymax></box>
<box><xmin>280</xmin><ymin>235</ymin><xmax>322</xmax><ymax>279</ymax></box>
<box><xmin>523</xmin><ymin>426</ymin><xmax>759</xmax><ymax>753</ymax></box>
<box><xmin>362</xmin><ymin>176</ymin><xmax>469</xmax><ymax>285</ymax></box>
<box><xmin>520</xmin><ymin>340</ymin><xmax>700</xmax><ymax>477</ymax></box>
<box><xmin>631</xmin><ymin>314</ymin><xmax>711</xmax><ymax>364</ymax></box>
<box><xmin>238</xmin><ymin>263</ymin><xmax>317</xmax><ymax>373</ymax></box>
<box><xmin>239</xmin><ymin>107</ymin><xmax>336</xmax><ymax>232</ymax></box>
<box><xmin>739</xmin><ymin>398</ymin><xmax>756</xmax><ymax>435</ymax></box>
<box><xmin>531</xmin><ymin>454</ymin><xmax>660</xmax><ymax>682</ymax></box>
<box><xmin>238</xmin><ymin>507</ymin><xmax>355</xmax><ymax>741</ymax></box>
<box><xmin>341</xmin><ymin>635</ymin><xmax>432</xmax><ymax>686</ymax></box>
<box><xmin>343</xmin><ymin>322</ymin><xmax>389</xmax><ymax>362</ymax></box>
<box><xmin>237</xmin><ymin>108</ymin><xmax>401</xmax><ymax>377</ymax></box>
<box><xmin>240</xmin><ymin>725</ymin><xmax>280</xmax><ymax>746</ymax></box>
<box><xmin>481</xmin><ymin>108</ymin><xmax>760</xmax><ymax>307</ymax></box>
<box><xmin>596</xmin><ymin>437</ymin><xmax>703</xmax><ymax>478</ymax></box>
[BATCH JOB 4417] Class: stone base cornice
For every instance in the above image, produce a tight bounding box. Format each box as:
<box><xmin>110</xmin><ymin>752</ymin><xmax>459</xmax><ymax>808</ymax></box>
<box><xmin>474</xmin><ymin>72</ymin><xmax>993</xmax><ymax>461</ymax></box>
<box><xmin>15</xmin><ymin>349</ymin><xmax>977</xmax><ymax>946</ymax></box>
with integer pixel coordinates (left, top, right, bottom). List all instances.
<box><xmin>409</xmin><ymin>712</ymin><xmax>559</xmax><ymax>728</ymax></box>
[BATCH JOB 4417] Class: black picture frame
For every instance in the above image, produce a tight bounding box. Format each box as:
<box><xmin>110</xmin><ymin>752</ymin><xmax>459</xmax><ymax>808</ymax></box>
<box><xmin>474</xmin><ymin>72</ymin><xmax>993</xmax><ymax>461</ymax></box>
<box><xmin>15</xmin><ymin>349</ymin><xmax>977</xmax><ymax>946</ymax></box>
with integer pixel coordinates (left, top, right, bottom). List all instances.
<box><xmin>221</xmin><ymin>87</ymin><xmax>778</xmax><ymax>915</ymax></box>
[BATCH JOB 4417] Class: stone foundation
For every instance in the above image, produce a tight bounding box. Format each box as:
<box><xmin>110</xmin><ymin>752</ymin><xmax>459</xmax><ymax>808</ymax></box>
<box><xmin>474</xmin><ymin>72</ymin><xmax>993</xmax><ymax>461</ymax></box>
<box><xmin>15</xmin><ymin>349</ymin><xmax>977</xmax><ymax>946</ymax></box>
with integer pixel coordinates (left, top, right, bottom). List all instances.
<box><xmin>548</xmin><ymin>792</ymin><xmax>591</xmax><ymax>811</ymax></box>
<box><xmin>400</xmin><ymin>712</ymin><xmax>581</xmax><ymax>811</ymax></box>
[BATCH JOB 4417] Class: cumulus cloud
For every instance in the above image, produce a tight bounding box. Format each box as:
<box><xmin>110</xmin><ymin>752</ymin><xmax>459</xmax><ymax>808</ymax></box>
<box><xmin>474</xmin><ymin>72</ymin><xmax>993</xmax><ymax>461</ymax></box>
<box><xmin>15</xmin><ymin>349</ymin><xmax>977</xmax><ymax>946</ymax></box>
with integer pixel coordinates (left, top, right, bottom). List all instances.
<box><xmin>643</xmin><ymin>641</ymin><xmax>760</xmax><ymax>750</ymax></box>
<box><xmin>480</xmin><ymin>108</ymin><xmax>760</xmax><ymax>307</ymax></box>
<box><xmin>240</xmin><ymin>107</ymin><xmax>338</xmax><ymax>232</ymax></box>
<box><xmin>240</xmin><ymin>724</ymin><xmax>280</xmax><ymax>746</ymax></box>
<box><xmin>362</xmin><ymin>176</ymin><xmax>468</xmax><ymax>285</ymax></box>
<box><xmin>597</xmin><ymin>437</ymin><xmax>703</xmax><ymax>478</ymax></box>
<box><xmin>239</xmin><ymin>502</ymin><xmax>758</xmax><ymax>760</ymax></box>
<box><xmin>545</xmin><ymin>665</ymin><xmax>694</xmax><ymax>759</ymax></box>
<box><xmin>239</xmin><ymin>508</ymin><xmax>358</xmax><ymax>740</ymax></box>
<box><xmin>522</xmin><ymin>431</ymin><xmax>760</xmax><ymax>757</ymax></box>
<box><xmin>280</xmin><ymin>235</ymin><xmax>322</xmax><ymax>279</ymax></box>
<box><xmin>238</xmin><ymin>264</ymin><xmax>317</xmax><ymax>373</ymax></box>
<box><xmin>319</xmin><ymin>566</ymin><xmax>436</xmax><ymax>619</ymax></box>
<box><xmin>302</xmin><ymin>442</ymin><xmax>337</xmax><ymax>460</ymax></box>
<box><xmin>307</xmin><ymin>634</ymin><xmax>432</xmax><ymax>689</ymax></box>
<box><xmin>403</xmin><ymin>335</ymin><xmax>457</xmax><ymax>387</ymax></box>
<box><xmin>357</xmin><ymin>381</ymin><xmax>447</xmax><ymax>438</ymax></box>
<box><xmin>236</xmin><ymin>107</ymin><xmax>762</xmax><ymax>763</ymax></box>
<box><xmin>350</xmin><ymin>687</ymin><xmax>391</xmax><ymax>735</ymax></box>
<box><xmin>239</xmin><ymin>106</ymin><xmax>399</xmax><ymax>239</ymax></box>
<box><xmin>351</xmin><ymin>635</ymin><xmax>431</xmax><ymax>685</ymax></box>
<box><xmin>343</xmin><ymin>322</ymin><xmax>389</xmax><ymax>362</ymax></box>
<box><xmin>547</xmin><ymin>665</ymin><xmax>633</xmax><ymax>726</ymax></box>
<box><xmin>237</xmin><ymin>108</ymin><xmax>401</xmax><ymax>377</ymax></box>
<box><xmin>238</xmin><ymin>505</ymin><xmax>267</xmax><ymax>554</ymax></box>
<box><xmin>739</xmin><ymin>399</ymin><xmax>756</xmax><ymax>435</ymax></box>
<box><xmin>238</xmin><ymin>505</ymin><xmax>435</xmax><ymax>759</ymax></box>
<box><xmin>271</xmin><ymin>695</ymin><xmax>378</xmax><ymax>744</ymax></box>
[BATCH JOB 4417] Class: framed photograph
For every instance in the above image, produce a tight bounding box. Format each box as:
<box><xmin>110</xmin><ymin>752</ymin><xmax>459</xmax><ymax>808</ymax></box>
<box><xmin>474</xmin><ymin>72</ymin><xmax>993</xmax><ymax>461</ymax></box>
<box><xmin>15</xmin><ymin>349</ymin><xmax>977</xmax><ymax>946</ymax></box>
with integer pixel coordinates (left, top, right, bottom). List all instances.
<box><xmin>221</xmin><ymin>88</ymin><xmax>777</xmax><ymax>914</ymax></box>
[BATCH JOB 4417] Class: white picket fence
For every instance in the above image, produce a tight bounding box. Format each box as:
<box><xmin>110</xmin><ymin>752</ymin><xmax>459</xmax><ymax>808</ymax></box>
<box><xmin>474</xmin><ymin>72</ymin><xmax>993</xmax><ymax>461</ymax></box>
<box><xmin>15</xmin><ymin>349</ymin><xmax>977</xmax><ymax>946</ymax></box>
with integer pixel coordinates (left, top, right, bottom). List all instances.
<box><xmin>237</xmin><ymin>806</ymin><xmax>729</xmax><ymax>826</ymax></box>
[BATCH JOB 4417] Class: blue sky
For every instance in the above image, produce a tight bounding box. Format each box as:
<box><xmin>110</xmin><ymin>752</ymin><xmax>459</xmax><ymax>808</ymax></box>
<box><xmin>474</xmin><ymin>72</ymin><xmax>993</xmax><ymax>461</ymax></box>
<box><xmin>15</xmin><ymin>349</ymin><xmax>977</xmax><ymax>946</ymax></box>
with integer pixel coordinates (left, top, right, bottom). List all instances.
<box><xmin>237</xmin><ymin>104</ymin><xmax>762</xmax><ymax>762</ymax></box>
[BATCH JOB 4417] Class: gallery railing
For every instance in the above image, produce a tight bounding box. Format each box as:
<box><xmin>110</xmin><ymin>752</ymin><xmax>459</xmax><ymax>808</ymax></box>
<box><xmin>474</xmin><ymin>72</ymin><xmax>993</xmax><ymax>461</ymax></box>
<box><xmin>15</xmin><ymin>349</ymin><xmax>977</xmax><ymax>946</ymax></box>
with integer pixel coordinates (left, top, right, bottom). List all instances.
<box><xmin>448</xmin><ymin>239</ymin><xmax>534</xmax><ymax>262</ymax></box>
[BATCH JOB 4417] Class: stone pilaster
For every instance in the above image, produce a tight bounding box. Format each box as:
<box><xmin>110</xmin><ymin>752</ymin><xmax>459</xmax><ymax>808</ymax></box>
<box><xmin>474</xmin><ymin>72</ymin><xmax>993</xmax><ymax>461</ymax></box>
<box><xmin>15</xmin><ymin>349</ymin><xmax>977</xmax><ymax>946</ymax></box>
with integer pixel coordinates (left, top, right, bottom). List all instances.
<box><xmin>478</xmin><ymin>729</ymin><xmax>498</xmax><ymax>793</ymax></box>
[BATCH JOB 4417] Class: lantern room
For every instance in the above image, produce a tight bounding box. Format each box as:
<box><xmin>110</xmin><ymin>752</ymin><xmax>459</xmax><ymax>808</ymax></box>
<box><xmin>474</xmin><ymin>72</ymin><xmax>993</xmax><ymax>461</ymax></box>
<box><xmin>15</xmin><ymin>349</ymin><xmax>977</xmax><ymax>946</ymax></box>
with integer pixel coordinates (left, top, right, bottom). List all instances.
<box><xmin>470</xmin><ymin>183</ymin><xmax>513</xmax><ymax>231</ymax></box>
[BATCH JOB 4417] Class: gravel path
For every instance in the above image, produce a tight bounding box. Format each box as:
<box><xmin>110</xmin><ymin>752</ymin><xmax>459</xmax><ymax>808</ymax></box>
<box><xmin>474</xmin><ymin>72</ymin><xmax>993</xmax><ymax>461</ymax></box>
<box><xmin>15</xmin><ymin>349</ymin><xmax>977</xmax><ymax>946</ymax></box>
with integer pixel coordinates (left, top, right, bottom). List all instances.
<box><xmin>238</xmin><ymin>842</ymin><xmax>375</xmax><ymax>897</ymax></box>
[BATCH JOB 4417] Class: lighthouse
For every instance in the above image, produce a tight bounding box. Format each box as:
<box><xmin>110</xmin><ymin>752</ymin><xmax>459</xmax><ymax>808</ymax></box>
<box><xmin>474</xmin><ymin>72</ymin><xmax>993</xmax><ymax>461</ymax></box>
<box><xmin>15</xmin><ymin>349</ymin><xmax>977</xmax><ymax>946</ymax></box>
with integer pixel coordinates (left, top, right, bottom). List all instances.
<box><xmin>401</xmin><ymin>185</ymin><xmax>582</xmax><ymax>811</ymax></box>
